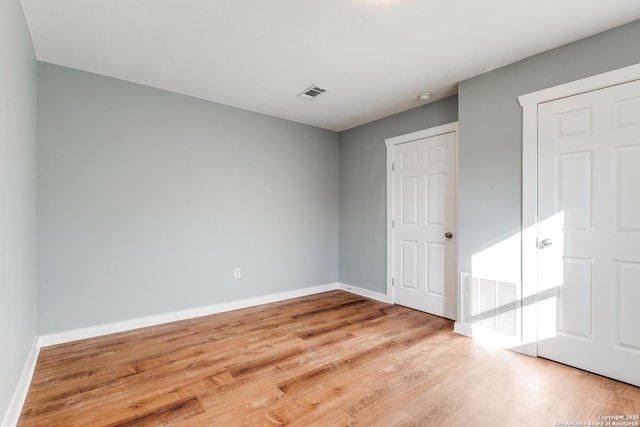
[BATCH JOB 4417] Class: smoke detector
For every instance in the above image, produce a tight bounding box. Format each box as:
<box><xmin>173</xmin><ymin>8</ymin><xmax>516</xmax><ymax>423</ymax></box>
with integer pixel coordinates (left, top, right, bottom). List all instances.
<box><xmin>417</xmin><ymin>91</ymin><xmax>432</xmax><ymax>101</ymax></box>
<box><xmin>298</xmin><ymin>85</ymin><xmax>327</xmax><ymax>100</ymax></box>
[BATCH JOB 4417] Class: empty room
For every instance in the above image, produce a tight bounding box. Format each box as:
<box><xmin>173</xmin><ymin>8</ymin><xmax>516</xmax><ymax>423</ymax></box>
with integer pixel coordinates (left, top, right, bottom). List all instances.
<box><xmin>2</xmin><ymin>0</ymin><xmax>640</xmax><ymax>425</ymax></box>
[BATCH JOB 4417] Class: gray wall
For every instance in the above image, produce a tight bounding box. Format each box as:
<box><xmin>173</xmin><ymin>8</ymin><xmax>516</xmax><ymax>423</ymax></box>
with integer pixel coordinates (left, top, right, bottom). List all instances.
<box><xmin>339</xmin><ymin>19</ymin><xmax>640</xmax><ymax>297</ymax></box>
<box><xmin>458</xmin><ymin>19</ymin><xmax>640</xmax><ymax>280</ymax></box>
<box><xmin>0</xmin><ymin>0</ymin><xmax>38</xmax><ymax>422</ymax></box>
<box><xmin>37</xmin><ymin>63</ymin><xmax>339</xmax><ymax>334</ymax></box>
<box><xmin>338</xmin><ymin>96</ymin><xmax>459</xmax><ymax>294</ymax></box>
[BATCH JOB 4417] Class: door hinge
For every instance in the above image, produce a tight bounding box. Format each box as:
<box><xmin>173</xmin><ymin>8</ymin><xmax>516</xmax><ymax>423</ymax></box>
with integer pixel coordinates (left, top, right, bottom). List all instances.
<box><xmin>392</xmin><ymin>278</ymin><xmax>395</xmax><ymax>287</ymax></box>
<box><xmin>392</xmin><ymin>162</ymin><xmax>395</xmax><ymax>171</ymax></box>
<box><xmin>392</xmin><ymin>220</ymin><xmax>395</xmax><ymax>228</ymax></box>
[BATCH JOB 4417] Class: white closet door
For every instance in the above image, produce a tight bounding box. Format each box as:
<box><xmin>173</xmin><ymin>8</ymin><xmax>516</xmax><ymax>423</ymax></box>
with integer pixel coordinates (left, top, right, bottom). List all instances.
<box><xmin>537</xmin><ymin>79</ymin><xmax>640</xmax><ymax>386</ymax></box>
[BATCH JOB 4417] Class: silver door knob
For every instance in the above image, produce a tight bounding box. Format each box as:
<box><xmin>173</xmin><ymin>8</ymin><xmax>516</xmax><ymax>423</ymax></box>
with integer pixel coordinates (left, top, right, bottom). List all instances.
<box><xmin>445</xmin><ymin>232</ymin><xmax>453</xmax><ymax>239</ymax></box>
<box><xmin>538</xmin><ymin>238</ymin><xmax>552</xmax><ymax>249</ymax></box>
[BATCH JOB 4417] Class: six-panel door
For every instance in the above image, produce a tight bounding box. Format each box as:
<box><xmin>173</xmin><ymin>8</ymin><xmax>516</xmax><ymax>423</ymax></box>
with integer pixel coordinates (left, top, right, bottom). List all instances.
<box><xmin>537</xmin><ymin>79</ymin><xmax>640</xmax><ymax>387</ymax></box>
<box><xmin>392</xmin><ymin>131</ymin><xmax>456</xmax><ymax>319</ymax></box>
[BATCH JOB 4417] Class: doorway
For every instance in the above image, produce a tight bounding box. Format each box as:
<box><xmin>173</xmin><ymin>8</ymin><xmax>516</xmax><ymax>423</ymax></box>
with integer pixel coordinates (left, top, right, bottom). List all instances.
<box><xmin>385</xmin><ymin>122</ymin><xmax>458</xmax><ymax>319</ymax></box>
<box><xmin>520</xmin><ymin>64</ymin><xmax>640</xmax><ymax>386</ymax></box>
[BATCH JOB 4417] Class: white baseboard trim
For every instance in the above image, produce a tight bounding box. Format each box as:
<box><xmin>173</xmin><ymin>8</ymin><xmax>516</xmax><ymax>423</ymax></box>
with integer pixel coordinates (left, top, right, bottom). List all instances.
<box><xmin>4</xmin><ymin>283</ymin><xmax>393</xmax><ymax>424</ymax></box>
<box><xmin>2</xmin><ymin>338</ymin><xmax>40</xmax><ymax>427</ymax></box>
<box><xmin>453</xmin><ymin>321</ymin><xmax>472</xmax><ymax>337</ymax></box>
<box><xmin>38</xmin><ymin>283</ymin><xmax>340</xmax><ymax>348</ymax></box>
<box><xmin>454</xmin><ymin>321</ymin><xmax>536</xmax><ymax>356</ymax></box>
<box><xmin>4</xmin><ymin>283</ymin><xmax>341</xmax><ymax>425</ymax></box>
<box><xmin>339</xmin><ymin>283</ymin><xmax>391</xmax><ymax>303</ymax></box>
<box><xmin>3</xmin><ymin>283</ymin><xmax>393</xmax><ymax>425</ymax></box>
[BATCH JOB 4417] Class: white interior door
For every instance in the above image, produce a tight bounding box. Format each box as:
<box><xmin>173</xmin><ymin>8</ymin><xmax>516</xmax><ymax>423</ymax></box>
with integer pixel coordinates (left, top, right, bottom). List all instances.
<box><xmin>388</xmin><ymin>125</ymin><xmax>457</xmax><ymax>319</ymax></box>
<box><xmin>537</xmin><ymin>79</ymin><xmax>640</xmax><ymax>386</ymax></box>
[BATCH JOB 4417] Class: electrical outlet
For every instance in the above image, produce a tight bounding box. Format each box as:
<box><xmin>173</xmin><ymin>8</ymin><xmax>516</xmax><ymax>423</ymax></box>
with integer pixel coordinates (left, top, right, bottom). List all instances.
<box><xmin>233</xmin><ymin>268</ymin><xmax>241</xmax><ymax>279</ymax></box>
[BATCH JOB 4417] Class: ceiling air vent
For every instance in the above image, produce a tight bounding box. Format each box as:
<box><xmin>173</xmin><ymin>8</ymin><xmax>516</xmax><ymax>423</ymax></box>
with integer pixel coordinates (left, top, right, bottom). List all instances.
<box><xmin>298</xmin><ymin>85</ymin><xmax>327</xmax><ymax>100</ymax></box>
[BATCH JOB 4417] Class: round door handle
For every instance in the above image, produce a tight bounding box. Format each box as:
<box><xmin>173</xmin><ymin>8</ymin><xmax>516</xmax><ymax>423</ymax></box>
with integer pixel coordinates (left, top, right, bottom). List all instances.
<box><xmin>538</xmin><ymin>238</ymin><xmax>552</xmax><ymax>249</ymax></box>
<box><xmin>445</xmin><ymin>232</ymin><xmax>454</xmax><ymax>239</ymax></box>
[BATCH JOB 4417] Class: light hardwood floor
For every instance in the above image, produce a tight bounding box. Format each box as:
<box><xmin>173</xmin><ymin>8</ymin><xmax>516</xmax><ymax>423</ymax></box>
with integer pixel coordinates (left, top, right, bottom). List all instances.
<box><xmin>19</xmin><ymin>290</ymin><xmax>640</xmax><ymax>426</ymax></box>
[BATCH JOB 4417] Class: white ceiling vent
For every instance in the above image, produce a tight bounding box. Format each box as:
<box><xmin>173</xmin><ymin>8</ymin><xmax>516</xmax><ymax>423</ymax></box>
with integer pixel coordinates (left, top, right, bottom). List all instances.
<box><xmin>298</xmin><ymin>85</ymin><xmax>327</xmax><ymax>100</ymax></box>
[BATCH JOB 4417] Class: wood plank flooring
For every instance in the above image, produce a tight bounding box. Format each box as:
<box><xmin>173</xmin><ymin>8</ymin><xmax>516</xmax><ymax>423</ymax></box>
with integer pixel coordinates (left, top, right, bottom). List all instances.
<box><xmin>19</xmin><ymin>290</ymin><xmax>640</xmax><ymax>426</ymax></box>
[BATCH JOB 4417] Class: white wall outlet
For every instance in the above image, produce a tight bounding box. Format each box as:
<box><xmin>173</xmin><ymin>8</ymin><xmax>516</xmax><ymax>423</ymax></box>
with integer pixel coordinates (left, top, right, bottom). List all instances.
<box><xmin>233</xmin><ymin>267</ymin><xmax>241</xmax><ymax>279</ymax></box>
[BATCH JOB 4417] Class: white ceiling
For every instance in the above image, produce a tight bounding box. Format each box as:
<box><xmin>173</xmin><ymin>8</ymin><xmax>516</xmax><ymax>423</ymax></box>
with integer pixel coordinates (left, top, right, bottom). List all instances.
<box><xmin>19</xmin><ymin>0</ymin><xmax>640</xmax><ymax>132</ymax></box>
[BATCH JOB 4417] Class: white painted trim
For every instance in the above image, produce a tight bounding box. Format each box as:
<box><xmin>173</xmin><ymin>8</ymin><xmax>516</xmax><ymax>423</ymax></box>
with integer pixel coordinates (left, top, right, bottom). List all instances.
<box><xmin>384</xmin><ymin>122</ymin><xmax>459</xmax><ymax>317</ymax></box>
<box><xmin>453</xmin><ymin>321</ymin><xmax>472</xmax><ymax>337</ymax></box>
<box><xmin>38</xmin><ymin>283</ymin><xmax>339</xmax><ymax>347</ymax></box>
<box><xmin>384</xmin><ymin>122</ymin><xmax>459</xmax><ymax>147</ymax></box>
<box><xmin>518</xmin><ymin>63</ymin><xmax>640</xmax><ymax>107</ymax></box>
<box><xmin>518</xmin><ymin>62</ymin><xmax>640</xmax><ymax>358</ymax></box>
<box><xmin>339</xmin><ymin>282</ymin><xmax>391</xmax><ymax>303</ymax></box>
<box><xmin>455</xmin><ymin>315</ymin><xmax>527</xmax><ymax>350</ymax></box>
<box><xmin>454</xmin><ymin>272</ymin><xmax>473</xmax><ymax>339</ymax></box>
<box><xmin>385</xmin><ymin>132</ymin><xmax>395</xmax><ymax>303</ymax></box>
<box><xmin>460</xmin><ymin>324</ymin><xmax>530</xmax><ymax>350</ymax></box>
<box><xmin>521</xmin><ymin>96</ymin><xmax>539</xmax><ymax>355</ymax></box>
<box><xmin>5</xmin><ymin>282</ymin><xmax>383</xmax><ymax>424</ymax></box>
<box><xmin>4</xmin><ymin>283</ymin><xmax>389</xmax><ymax>425</ymax></box>
<box><xmin>2</xmin><ymin>338</ymin><xmax>39</xmax><ymax>427</ymax></box>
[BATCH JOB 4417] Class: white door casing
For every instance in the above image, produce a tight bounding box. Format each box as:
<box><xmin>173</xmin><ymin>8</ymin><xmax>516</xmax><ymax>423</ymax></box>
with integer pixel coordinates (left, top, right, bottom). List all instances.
<box><xmin>519</xmin><ymin>63</ymin><xmax>640</xmax><ymax>385</ymax></box>
<box><xmin>385</xmin><ymin>123</ymin><xmax>458</xmax><ymax>319</ymax></box>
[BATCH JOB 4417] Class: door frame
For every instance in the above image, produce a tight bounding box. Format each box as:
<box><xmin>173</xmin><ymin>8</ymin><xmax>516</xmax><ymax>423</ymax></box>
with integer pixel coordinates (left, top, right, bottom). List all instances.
<box><xmin>518</xmin><ymin>62</ymin><xmax>640</xmax><ymax>357</ymax></box>
<box><xmin>384</xmin><ymin>122</ymin><xmax>459</xmax><ymax>309</ymax></box>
